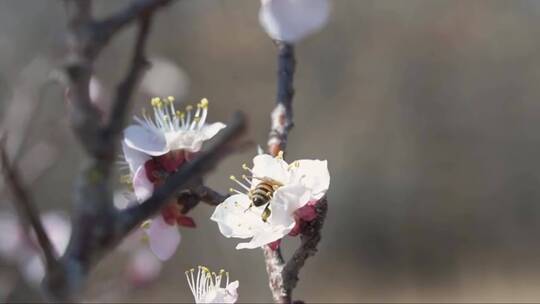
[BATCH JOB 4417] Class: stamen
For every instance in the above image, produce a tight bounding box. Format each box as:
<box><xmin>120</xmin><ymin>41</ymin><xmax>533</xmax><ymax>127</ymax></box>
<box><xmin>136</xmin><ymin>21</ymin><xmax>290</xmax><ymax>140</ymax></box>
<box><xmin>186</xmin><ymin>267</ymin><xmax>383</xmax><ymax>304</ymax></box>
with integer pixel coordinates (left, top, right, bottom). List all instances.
<box><xmin>276</xmin><ymin>150</ymin><xmax>284</xmax><ymax>159</ymax></box>
<box><xmin>230</xmin><ymin>175</ymin><xmax>251</xmax><ymax>191</ymax></box>
<box><xmin>242</xmin><ymin>174</ymin><xmax>253</xmax><ymax>185</ymax></box>
<box><xmin>242</xmin><ymin>163</ymin><xmax>253</xmax><ymax>173</ymax></box>
<box><xmin>185</xmin><ymin>105</ymin><xmax>193</xmax><ymax>127</ymax></box>
<box><xmin>141</xmin><ymin>219</ymin><xmax>151</xmax><ymax>229</ymax></box>
<box><xmin>229</xmin><ymin>188</ymin><xmax>243</xmax><ymax>195</ymax></box>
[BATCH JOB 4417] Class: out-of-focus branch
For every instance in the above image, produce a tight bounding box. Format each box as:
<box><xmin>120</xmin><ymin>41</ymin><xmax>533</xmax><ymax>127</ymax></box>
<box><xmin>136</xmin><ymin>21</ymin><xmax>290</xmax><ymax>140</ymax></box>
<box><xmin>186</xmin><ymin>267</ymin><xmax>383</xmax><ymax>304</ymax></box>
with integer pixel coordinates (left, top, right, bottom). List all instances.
<box><xmin>0</xmin><ymin>136</ymin><xmax>58</xmax><ymax>271</ymax></box>
<box><xmin>38</xmin><ymin>0</ymin><xmax>176</xmax><ymax>300</ymax></box>
<box><xmin>92</xmin><ymin>0</ymin><xmax>173</xmax><ymax>56</ymax></box>
<box><xmin>262</xmin><ymin>41</ymin><xmax>327</xmax><ymax>304</ymax></box>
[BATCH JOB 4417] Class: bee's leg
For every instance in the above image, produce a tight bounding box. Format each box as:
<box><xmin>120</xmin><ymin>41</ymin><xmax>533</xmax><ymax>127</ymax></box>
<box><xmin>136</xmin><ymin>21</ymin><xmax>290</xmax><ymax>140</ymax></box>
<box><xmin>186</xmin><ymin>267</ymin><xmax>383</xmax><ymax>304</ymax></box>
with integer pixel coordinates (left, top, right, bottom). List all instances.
<box><xmin>244</xmin><ymin>202</ymin><xmax>253</xmax><ymax>213</ymax></box>
<box><xmin>261</xmin><ymin>204</ymin><xmax>272</xmax><ymax>222</ymax></box>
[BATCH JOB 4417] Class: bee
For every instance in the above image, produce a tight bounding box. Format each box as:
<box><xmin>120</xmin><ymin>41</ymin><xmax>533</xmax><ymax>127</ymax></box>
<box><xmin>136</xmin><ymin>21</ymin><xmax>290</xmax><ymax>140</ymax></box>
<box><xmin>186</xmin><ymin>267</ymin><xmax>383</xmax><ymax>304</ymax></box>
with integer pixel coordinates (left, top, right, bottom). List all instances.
<box><xmin>230</xmin><ymin>174</ymin><xmax>283</xmax><ymax>222</ymax></box>
<box><xmin>248</xmin><ymin>177</ymin><xmax>283</xmax><ymax>222</ymax></box>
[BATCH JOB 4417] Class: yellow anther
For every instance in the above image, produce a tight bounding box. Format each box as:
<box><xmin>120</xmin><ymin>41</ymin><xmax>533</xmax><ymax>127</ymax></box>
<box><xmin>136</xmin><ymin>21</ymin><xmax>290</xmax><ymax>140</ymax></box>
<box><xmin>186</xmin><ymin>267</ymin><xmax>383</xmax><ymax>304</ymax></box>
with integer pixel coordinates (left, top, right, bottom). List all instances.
<box><xmin>200</xmin><ymin>266</ymin><xmax>210</xmax><ymax>273</ymax></box>
<box><xmin>176</xmin><ymin>110</ymin><xmax>184</xmax><ymax>118</ymax></box>
<box><xmin>220</xmin><ymin>269</ymin><xmax>225</xmax><ymax>273</ymax></box>
<box><xmin>229</xmin><ymin>175</ymin><xmax>236</xmax><ymax>180</ymax></box>
<box><xmin>276</xmin><ymin>150</ymin><xmax>284</xmax><ymax>159</ymax></box>
<box><xmin>241</xmin><ymin>174</ymin><xmax>248</xmax><ymax>180</ymax></box>
<box><xmin>229</xmin><ymin>188</ymin><xmax>235</xmax><ymax>192</ymax></box>
<box><xmin>186</xmin><ymin>105</ymin><xmax>193</xmax><ymax>111</ymax></box>
<box><xmin>190</xmin><ymin>268</ymin><xmax>195</xmax><ymax>272</ymax></box>
<box><xmin>242</xmin><ymin>163</ymin><xmax>250</xmax><ymax>170</ymax></box>
<box><xmin>200</xmin><ymin>98</ymin><xmax>209</xmax><ymax>108</ymax></box>
<box><xmin>141</xmin><ymin>220</ymin><xmax>151</xmax><ymax>229</ymax></box>
<box><xmin>167</xmin><ymin>96</ymin><xmax>175</xmax><ymax>102</ymax></box>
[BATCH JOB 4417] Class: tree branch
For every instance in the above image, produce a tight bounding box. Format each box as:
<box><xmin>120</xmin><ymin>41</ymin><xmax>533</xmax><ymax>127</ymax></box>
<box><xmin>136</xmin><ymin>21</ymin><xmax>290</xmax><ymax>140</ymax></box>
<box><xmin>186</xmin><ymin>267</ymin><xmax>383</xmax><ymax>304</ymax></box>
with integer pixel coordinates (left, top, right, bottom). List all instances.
<box><xmin>0</xmin><ymin>136</ymin><xmax>58</xmax><ymax>271</ymax></box>
<box><xmin>267</xmin><ymin>42</ymin><xmax>295</xmax><ymax>156</ymax></box>
<box><xmin>92</xmin><ymin>0</ymin><xmax>174</xmax><ymax>57</ymax></box>
<box><xmin>262</xmin><ymin>41</ymin><xmax>327</xmax><ymax>304</ymax></box>
<box><xmin>282</xmin><ymin>198</ymin><xmax>328</xmax><ymax>293</ymax></box>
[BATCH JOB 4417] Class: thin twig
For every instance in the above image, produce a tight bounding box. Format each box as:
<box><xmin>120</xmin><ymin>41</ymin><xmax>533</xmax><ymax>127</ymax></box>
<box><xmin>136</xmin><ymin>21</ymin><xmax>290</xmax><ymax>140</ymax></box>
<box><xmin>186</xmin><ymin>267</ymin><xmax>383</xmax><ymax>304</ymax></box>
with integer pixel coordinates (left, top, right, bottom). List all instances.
<box><xmin>0</xmin><ymin>136</ymin><xmax>58</xmax><ymax>270</ymax></box>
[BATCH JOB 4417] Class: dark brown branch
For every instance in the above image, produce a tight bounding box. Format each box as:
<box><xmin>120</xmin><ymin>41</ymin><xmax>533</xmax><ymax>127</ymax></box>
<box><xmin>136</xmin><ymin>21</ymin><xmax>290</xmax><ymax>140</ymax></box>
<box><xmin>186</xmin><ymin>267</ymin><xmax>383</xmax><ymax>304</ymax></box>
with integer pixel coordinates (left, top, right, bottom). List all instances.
<box><xmin>103</xmin><ymin>15</ymin><xmax>151</xmax><ymax>159</ymax></box>
<box><xmin>262</xmin><ymin>40</ymin><xmax>327</xmax><ymax>304</ymax></box>
<box><xmin>283</xmin><ymin>198</ymin><xmax>328</xmax><ymax>292</ymax></box>
<box><xmin>263</xmin><ymin>41</ymin><xmax>297</xmax><ymax>304</ymax></box>
<box><xmin>268</xmin><ymin>42</ymin><xmax>295</xmax><ymax>156</ymax></box>
<box><xmin>0</xmin><ymin>136</ymin><xmax>58</xmax><ymax>271</ymax></box>
<box><xmin>41</xmin><ymin>1</ymin><xmax>174</xmax><ymax>300</ymax></box>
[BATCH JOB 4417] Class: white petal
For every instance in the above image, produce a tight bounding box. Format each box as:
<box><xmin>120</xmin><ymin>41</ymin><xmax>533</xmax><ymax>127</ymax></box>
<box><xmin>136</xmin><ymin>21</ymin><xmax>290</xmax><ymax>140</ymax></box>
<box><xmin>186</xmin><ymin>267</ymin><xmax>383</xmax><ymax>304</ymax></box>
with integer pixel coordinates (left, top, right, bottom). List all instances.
<box><xmin>252</xmin><ymin>154</ymin><xmax>290</xmax><ymax>185</ymax></box>
<box><xmin>200</xmin><ymin>122</ymin><xmax>227</xmax><ymax>140</ymax></box>
<box><xmin>41</xmin><ymin>212</ymin><xmax>71</xmax><ymax>256</ymax></box>
<box><xmin>0</xmin><ymin>213</ymin><xmax>22</xmax><ymax>260</ymax></box>
<box><xmin>140</xmin><ymin>57</ymin><xmax>189</xmax><ymax>98</ymax></box>
<box><xmin>272</xmin><ymin>185</ymin><xmax>310</xmax><ymax>212</ymax></box>
<box><xmin>133</xmin><ymin>166</ymin><xmax>154</xmax><ymax>201</ymax></box>
<box><xmin>206</xmin><ymin>281</ymin><xmax>239</xmax><ymax>304</ymax></box>
<box><xmin>235</xmin><ymin>203</ymin><xmax>295</xmax><ymax>250</ymax></box>
<box><xmin>290</xmin><ymin>160</ymin><xmax>330</xmax><ymax>200</ymax></box>
<box><xmin>211</xmin><ymin>194</ymin><xmax>263</xmax><ymax>239</ymax></box>
<box><xmin>21</xmin><ymin>254</ymin><xmax>45</xmax><ymax>286</ymax></box>
<box><xmin>127</xmin><ymin>248</ymin><xmax>162</xmax><ymax>284</ymax></box>
<box><xmin>224</xmin><ymin>281</ymin><xmax>240</xmax><ymax>304</ymax></box>
<box><xmin>146</xmin><ymin>215</ymin><xmax>181</xmax><ymax>261</ymax></box>
<box><xmin>165</xmin><ymin>130</ymin><xmax>204</xmax><ymax>153</ymax></box>
<box><xmin>124</xmin><ymin>124</ymin><xmax>168</xmax><ymax>156</ymax></box>
<box><xmin>259</xmin><ymin>0</ymin><xmax>330</xmax><ymax>43</ymax></box>
<box><xmin>122</xmin><ymin>141</ymin><xmax>151</xmax><ymax>174</ymax></box>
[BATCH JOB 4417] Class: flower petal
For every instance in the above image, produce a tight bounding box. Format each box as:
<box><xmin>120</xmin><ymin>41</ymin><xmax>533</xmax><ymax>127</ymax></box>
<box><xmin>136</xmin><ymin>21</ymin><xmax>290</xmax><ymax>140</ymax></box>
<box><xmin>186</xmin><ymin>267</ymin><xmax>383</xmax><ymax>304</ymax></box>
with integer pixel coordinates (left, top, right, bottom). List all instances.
<box><xmin>290</xmin><ymin>159</ymin><xmax>330</xmax><ymax>200</ymax></box>
<box><xmin>252</xmin><ymin>154</ymin><xmax>290</xmax><ymax>185</ymax></box>
<box><xmin>41</xmin><ymin>212</ymin><xmax>71</xmax><ymax>256</ymax></box>
<box><xmin>224</xmin><ymin>281</ymin><xmax>240</xmax><ymax>304</ymax></box>
<box><xmin>200</xmin><ymin>122</ymin><xmax>227</xmax><ymax>140</ymax></box>
<box><xmin>235</xmin><ymin>203</ymin><xmax>294</xmax><ymax>250</ymax></box>
<box><xmin>273</xmin><ymin>184</ymin><xmax>311</xmax><ymax>213</ymax></box>
<box><xmin>133</xmin><ymin>165</ymin><xmax>154</xmax><ymax>201</ymax></box>
<box><xmin>146</xmin><ymin>215</ymin><xmax>181</xmax><ymax>261</ymax></box>
<box><xmin>259</xmin><ymin>0</ymin><xmax>330</xmax><ymax>43</ymax></box>
<box><xmin>124</xmin><ymin>124</ymin><xmax>168</xmax><ymax>156</ymax></box>
<box><xmin>126</xmin><ymin>248</ymin><xmax>162</xmax><ymax>287</ymax></box>
<box><xmin>122</xmin><ymin>141</ymin><xmax>151</xmax><ymax>174</ymax></box>
<box><xmin>211</xmin><ymin>194</ymin><xmax>262</xmax><ymax>239</ymax></box>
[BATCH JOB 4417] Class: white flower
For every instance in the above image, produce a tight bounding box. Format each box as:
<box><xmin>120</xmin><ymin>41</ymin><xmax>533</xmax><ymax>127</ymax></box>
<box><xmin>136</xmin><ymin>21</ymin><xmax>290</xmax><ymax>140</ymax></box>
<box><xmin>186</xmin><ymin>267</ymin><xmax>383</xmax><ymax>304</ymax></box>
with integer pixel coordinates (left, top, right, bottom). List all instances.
<box><xmin>123</xmin><ymin>97</ymin><xmax>226</xmax><ymax>158</ymax></box>
<box><xmin>0</xmin><ymin>211</ymin><xmax>72</xmax><ymax>286</ymax></box>
<box><xmin>186</xmin><ymin>266</ymin><xmax>239</xmax><ymax>304</ymax></box>
<box><xmin>259</xmin><ymin>0</ymin><xmax>331</xmax><ymax>43</ymax></box>
<box><xmin>210</xmin><ymin>153</ymin><xmax>330</xmax><ymax>249</ymax></box>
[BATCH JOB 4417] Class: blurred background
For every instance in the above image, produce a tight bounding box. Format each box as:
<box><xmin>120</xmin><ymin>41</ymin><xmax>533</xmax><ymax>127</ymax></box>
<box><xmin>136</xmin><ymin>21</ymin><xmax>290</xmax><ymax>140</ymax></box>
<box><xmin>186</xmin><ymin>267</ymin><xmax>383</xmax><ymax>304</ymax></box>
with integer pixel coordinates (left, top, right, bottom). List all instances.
<box><xmin>2</xmin><ymin>0</ymin><xmax>540</xmax><ymax>302</ymax></box>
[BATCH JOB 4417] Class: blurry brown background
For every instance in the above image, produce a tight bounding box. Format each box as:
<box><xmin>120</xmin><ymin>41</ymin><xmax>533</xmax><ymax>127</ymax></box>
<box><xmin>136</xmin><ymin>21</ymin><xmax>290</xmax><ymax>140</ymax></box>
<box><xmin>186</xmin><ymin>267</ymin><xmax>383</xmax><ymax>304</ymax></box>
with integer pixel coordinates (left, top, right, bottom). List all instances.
<box><xmin>3</xmin><ymin>0</ymin><xmax>540</xmax><ymax>302</ymax></box>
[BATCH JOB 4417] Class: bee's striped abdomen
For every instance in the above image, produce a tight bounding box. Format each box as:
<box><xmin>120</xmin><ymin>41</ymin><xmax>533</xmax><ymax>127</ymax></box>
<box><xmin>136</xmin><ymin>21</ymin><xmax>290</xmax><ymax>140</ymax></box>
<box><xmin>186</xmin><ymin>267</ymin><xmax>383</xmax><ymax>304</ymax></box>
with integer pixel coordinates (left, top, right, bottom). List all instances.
<box><xmin>251</xmin><ymin>181</ymin><xmax>275</xmax><ymax>207</ymax></box>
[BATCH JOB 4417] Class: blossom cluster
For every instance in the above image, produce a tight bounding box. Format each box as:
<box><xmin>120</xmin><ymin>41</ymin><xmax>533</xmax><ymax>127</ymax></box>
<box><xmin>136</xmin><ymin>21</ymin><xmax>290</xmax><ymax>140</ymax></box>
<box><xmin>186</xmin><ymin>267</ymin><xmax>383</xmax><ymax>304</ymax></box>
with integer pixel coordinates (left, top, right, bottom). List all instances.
<box><xmin>115</xmin><ymin>0</ymin><xmax>331</xmax><ymax>302</ymax></box>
